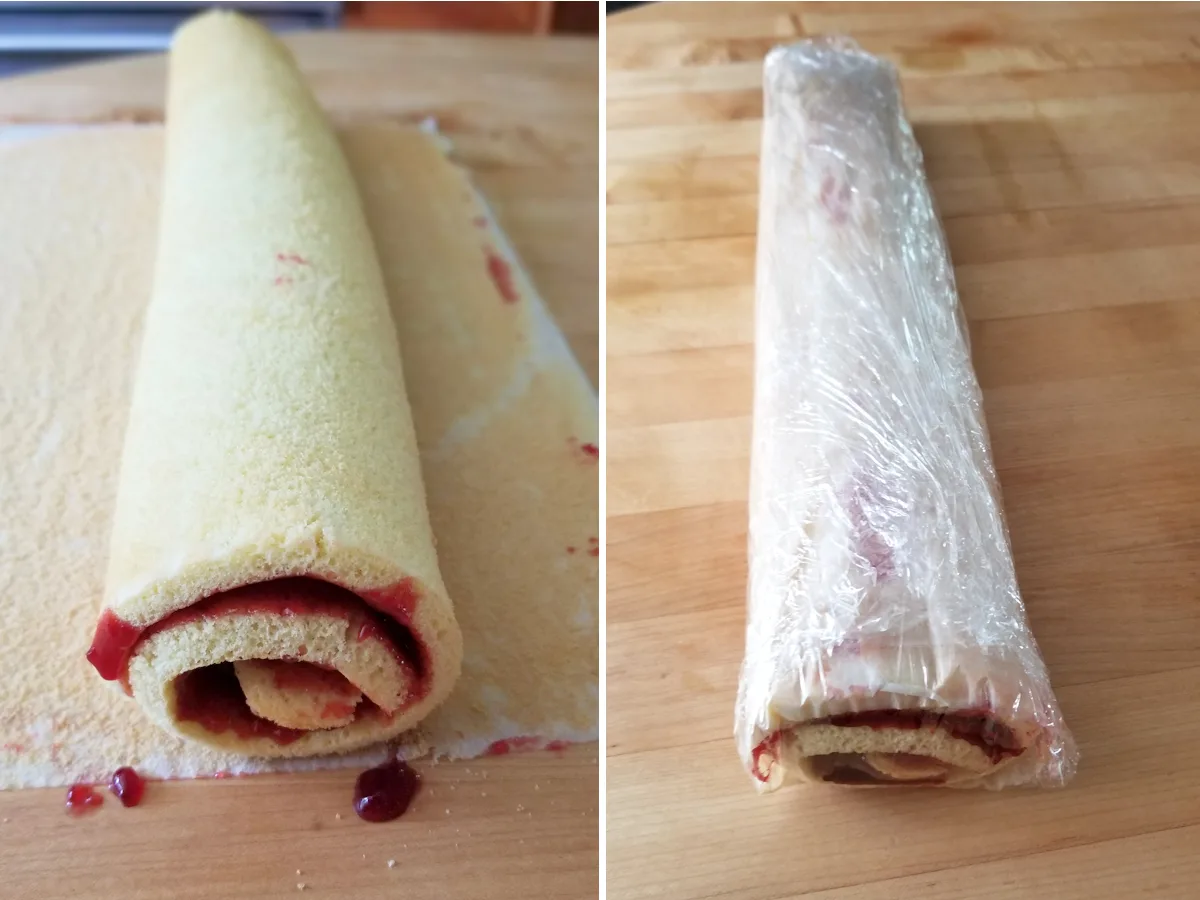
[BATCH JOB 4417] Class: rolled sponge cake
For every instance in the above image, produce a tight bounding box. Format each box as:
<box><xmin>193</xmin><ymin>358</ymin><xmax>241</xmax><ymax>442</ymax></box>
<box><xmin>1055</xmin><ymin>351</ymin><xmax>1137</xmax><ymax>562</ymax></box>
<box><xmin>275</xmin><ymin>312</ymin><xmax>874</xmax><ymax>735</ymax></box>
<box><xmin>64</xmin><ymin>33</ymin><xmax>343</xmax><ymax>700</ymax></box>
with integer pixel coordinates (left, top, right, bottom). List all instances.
<box><xmin>86</xmin><ymin>11</ymin><xmax>463</xmax><ymax>756</ymax></box>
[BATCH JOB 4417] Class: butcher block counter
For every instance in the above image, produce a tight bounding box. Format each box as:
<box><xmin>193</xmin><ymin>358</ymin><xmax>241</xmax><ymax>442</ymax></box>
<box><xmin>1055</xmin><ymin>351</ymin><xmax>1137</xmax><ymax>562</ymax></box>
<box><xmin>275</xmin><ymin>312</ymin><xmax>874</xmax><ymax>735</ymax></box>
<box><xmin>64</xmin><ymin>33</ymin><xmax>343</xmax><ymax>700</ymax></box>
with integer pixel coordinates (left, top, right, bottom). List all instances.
<box><xmin>0</xmin><ymin>28</ymin><xmax>597</xmax><ymax>900</ymax></box>
<box><xmin>607</xmin><ymin>3</ymin><xmax>1200</xmax><ymax>898</ymax></box>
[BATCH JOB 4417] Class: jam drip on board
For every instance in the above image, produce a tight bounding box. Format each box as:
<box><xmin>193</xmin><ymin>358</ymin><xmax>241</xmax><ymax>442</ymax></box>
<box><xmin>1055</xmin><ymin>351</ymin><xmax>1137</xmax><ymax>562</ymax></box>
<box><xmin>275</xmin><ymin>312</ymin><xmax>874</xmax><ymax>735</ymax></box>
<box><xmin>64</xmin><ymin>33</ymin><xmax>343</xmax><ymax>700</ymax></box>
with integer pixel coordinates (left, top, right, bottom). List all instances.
<box><xmin>109</xmin><ymin>767</ymin><xmax>146</xmax><ymax>807</ymax></box>
<box><xmin>65</xmin><ymin>783</ymin><xmax>103</xmax><ymax>816</ymax></box>
<box><xmin>354</xmin><ymin>758</ymin><xmax>421</xmax><ymax>823</ymax></box>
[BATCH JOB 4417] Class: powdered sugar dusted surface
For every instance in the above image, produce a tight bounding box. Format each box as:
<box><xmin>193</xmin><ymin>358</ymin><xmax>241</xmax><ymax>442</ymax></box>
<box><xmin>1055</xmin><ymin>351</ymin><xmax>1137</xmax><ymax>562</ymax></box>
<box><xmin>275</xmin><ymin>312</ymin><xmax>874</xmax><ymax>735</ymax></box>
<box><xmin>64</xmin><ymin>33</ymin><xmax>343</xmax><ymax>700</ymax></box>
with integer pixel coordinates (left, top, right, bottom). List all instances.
<box><xmin>0</xmin><ymin>124</ymin><xmax>598</xmax><ymax>787</ymax></box>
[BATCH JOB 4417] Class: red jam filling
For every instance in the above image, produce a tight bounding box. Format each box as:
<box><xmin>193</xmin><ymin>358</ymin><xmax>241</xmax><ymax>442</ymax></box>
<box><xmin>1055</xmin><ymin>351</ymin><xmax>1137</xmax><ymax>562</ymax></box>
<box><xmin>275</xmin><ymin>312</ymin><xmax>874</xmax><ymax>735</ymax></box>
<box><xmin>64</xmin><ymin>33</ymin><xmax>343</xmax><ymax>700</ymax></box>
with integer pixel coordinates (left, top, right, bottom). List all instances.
<box><xmin>65</xmin><ymin>783</ymin><xmax>103</xmax><ymax>816</ymax></box>
<box><xmin>86</xmin><ymin>577</ymin><xmax>432</xmax><ymax>745</ymax></box>
<box><xmin>353</xmin><ymin>758</ymin><xmax>421</xmax><ymax>823</ymax></box>
<box><xmin>174</xmin><ymin>664</ymin><xmax>398</xmax><ymax>746</ymax></box>
<box><xmin>88</xmin><ymin>577</ymin><xmax>428</xmax><ymax>683</ymax></box>
<box><xmin>86</xmin><ymin>612</ymin><xmax>142</xmax><ymax>682</ymax></box>
<box><xmin>109</xmin><ymin>767</ymin><xmax>146</xmax><ymax>807</ymax></box>
<box><xmin>752</xmin><ymin>709</ymin><xmax>1024</xmax><ymax>783</ymax></box>
<box><xmin>485</xmin><ymin>249</ymin><xmax>519</xmax><ymax>303</ymax></box>
<box><xmin>175</xmin><ymin>663</ymin><xmax>308</xmax><ymax>745</ymax></box>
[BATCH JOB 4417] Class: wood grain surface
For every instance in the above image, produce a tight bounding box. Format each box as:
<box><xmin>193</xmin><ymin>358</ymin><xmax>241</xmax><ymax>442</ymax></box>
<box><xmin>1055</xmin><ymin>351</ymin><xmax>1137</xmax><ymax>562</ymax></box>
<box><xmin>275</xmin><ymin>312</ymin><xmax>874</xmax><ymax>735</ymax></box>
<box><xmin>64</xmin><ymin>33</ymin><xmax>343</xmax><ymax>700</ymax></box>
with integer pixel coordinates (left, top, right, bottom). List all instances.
<box><xmin>607</xmin><ymin>3</ymin><xmax>1200</xmax><ymax>899</ymax></box>
<box><xmin>0</xmin><ymin>28</ymin><xmax>597</xmax><ymax>900</ymax></box>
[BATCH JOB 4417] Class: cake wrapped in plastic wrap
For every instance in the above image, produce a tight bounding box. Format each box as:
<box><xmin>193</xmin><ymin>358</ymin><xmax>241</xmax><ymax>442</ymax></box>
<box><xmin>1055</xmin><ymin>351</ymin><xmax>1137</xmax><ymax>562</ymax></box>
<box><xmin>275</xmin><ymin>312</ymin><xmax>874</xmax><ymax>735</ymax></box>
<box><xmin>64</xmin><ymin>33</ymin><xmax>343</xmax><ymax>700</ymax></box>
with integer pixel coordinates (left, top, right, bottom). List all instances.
<box><xmin>735</xmin><ymin>40</ymin><xmax>1078</xmax><ymax>789</ymax></box>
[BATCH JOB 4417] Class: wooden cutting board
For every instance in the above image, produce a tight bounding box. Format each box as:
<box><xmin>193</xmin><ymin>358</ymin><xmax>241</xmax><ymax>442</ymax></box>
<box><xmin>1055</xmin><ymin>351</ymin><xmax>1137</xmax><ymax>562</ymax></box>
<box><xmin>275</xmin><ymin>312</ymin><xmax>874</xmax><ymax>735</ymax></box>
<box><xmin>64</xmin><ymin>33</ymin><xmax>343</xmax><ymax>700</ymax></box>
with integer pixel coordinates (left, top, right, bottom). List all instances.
<box><xmin>607</xmin><ymin>3</ymin><xmax>1200</xmax><ymax>898</ymax></box>
<box><xmin>0</xmin><ymin>29</ymin><xmax>597</xmax><ymax>900</ymax></box>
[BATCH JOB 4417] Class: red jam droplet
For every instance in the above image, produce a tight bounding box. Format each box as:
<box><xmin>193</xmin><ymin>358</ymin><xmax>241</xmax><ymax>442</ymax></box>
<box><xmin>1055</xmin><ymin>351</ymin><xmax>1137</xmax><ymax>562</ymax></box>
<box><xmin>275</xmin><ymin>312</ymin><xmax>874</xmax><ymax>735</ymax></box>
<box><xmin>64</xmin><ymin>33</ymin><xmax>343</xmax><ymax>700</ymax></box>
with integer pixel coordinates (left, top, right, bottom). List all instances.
<box><xmin>65</xmin><ymin>783</ymin><xmax>104</xmax><ymax>816</ymax></box>
<box><xmin>353</xmin><ymin>759</ymin><xmax>421</xmax><ymax>823</ymax></box>
<box><xmin>486</xmin><ymin>250</ymin><xmax>519</xmax><ymax>303</ymax></box>
<box><xmin>109</xmin><ymin>767</ymin><xmax>146</xmax><ymax>808</ymax></box>
<box><xmin>485</xmin><ymin>736</ymin><xmax>543</xmax><ymax>756</ymax></box>
<box><xmin>580</xmin><ymin>443</ymin><xmax>599</xmax><ymax>460</ymax></box>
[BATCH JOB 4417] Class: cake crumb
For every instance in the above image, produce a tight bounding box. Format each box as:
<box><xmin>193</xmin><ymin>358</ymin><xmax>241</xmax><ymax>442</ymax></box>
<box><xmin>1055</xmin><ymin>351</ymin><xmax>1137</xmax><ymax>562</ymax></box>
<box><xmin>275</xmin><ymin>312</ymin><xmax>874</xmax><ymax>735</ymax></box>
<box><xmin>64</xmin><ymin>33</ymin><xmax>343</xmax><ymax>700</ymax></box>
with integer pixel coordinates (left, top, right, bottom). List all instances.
<box><xmin>296</xmin><ymin>870</ymin><xmax>302</xmax><ymax>876</ymax></box>
<box><xmin>297</xmin><ymin>883</ymin><xmax>307</xmax><ymax>892</ymax></box>
<box><xmin>387</xmin><ymin>860</ymin><xmax>396</xmax><ymax>869</ymax></box>
<box><xmin>516</xmin><ymin>804</ymin><xmax>525</xmax><ymax>812</ymax></box>
<box><xmin>534</xmin><ymin>784</ymin><xmax>539</xmax><ymax>791</ymax></box>
<box><xmin>445</xmin><ymin>808</ymin><xmax>450</xmax><ymax>815</ymax></box>
<box><xmin>334</xmin><ymin>813</ymin><xmax>341</xmax><ymax>820</ymax></box>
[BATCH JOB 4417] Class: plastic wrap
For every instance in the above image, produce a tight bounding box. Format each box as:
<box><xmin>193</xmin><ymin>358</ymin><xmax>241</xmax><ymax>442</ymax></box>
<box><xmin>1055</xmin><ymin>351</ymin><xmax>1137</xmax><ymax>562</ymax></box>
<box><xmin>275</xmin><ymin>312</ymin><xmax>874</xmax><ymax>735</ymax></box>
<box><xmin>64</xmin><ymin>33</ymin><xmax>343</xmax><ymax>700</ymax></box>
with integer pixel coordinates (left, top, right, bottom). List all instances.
<box><xmin>735</xmin><ymin>40</ymin><xmax>1078</xmax><ymax>789</ymax></box>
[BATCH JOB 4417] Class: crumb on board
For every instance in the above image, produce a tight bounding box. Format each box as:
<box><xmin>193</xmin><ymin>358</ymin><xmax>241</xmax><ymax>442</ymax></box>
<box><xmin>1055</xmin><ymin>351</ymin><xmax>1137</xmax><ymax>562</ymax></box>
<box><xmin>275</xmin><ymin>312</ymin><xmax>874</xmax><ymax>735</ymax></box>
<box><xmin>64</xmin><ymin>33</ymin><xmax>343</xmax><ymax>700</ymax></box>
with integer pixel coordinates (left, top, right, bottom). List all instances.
<box><xmin>297</xmin><ymin>884</ymin><xmax>306</xmax><ymax>892</ymax></box>
<box><xmin>334</xmin><ymin>813</ymin><xmax>341</xmax><ymax>820</ymax></box>
<box><xmin>296</xmin><ymin>870</ymin><xmax>301</xmax><ymax>876</ymax></box>
<box><xmin>387</xmin><ymin>860</ymin><xmax>396</xmax><ymax>869</ymax></box>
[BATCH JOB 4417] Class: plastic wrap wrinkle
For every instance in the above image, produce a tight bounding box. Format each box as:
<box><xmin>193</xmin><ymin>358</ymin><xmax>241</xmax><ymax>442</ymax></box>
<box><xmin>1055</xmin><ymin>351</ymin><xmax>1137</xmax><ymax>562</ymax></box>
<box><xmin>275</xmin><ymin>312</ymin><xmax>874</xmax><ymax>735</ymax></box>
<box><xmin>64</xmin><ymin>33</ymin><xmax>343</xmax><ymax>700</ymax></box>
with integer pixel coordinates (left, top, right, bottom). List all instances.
<box><xmin>735</xmin><ymin>39</ymin><xmax>1077</xmax><ymax>790</ymax></box>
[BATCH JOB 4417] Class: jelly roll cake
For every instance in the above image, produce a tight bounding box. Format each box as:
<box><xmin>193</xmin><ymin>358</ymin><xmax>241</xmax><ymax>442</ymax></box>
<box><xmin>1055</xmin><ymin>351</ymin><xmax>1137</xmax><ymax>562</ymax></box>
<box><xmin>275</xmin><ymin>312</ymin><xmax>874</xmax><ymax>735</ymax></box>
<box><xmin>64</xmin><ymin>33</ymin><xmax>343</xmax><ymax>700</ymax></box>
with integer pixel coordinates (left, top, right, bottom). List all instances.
<box><xmin>736</xmin><ymin>40</ymin><xmax>1078</xmax><ymax>789</ymax></box>
<box><xmin>86</xmin><ymin>12</ymin><xmax>463</xmax><ymax>755</ymax></box>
